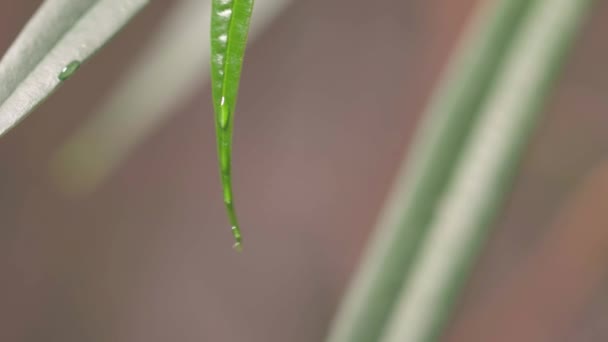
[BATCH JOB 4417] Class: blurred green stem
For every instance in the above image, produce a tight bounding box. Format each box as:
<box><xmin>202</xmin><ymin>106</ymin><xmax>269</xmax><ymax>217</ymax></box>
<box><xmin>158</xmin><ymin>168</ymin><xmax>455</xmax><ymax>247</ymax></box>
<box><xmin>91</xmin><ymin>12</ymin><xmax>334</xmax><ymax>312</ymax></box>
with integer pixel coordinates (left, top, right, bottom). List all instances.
<box><xmin>326</xmin><ymin>0</ymin><xmax>533</xmax><ymax>341</ymax></box>
<box><xmin>379</xmin><ymin>0</ymin><xmax>595</xmax><ymax>341</ymax></box>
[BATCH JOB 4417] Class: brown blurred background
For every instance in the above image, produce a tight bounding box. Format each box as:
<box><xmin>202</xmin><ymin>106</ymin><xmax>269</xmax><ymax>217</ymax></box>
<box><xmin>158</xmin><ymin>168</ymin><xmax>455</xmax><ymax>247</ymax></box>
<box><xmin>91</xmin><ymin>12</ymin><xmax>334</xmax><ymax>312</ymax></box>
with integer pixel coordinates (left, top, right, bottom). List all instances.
<box><xmin>0</xmin><ymin>0</ymin><xmax>607</xmax><ymax>341</ymax></box>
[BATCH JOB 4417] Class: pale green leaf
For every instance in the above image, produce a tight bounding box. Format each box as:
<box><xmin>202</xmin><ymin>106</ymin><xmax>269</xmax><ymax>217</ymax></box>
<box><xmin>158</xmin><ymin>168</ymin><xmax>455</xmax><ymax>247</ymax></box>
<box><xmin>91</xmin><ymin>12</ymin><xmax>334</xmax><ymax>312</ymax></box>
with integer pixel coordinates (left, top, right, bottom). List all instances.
<box><xmin>0</xmin><ymin>0</ymin><xmax>149</xmax><ymax>136</ymax></box>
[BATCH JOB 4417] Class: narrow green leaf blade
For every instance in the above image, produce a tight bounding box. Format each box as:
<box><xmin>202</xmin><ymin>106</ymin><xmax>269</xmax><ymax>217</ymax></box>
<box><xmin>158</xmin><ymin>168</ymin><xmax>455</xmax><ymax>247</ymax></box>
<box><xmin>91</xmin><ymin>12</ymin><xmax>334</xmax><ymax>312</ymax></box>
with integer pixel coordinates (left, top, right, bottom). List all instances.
<box><xmin>0</xmin><ymin>0</ymin><xmax>149</xmax><ymax>136</ymax></box>
<box><xmin>211</xmin><ymin>0</ymin><xmax>254</xmax><ymax>126</ymax></box>
<box><xmin>210</xmin><ymin>0</ymin><xmax>254</xmax><ymax>249</ymax></box>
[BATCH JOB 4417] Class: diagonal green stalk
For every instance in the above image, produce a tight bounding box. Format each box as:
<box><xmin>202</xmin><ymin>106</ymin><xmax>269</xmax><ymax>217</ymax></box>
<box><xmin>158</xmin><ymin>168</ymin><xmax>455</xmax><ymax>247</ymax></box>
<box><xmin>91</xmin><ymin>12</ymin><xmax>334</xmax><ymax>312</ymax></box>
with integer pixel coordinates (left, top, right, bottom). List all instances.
<box><xmin>326</xmin><ymin>1</ymin><xmax>533</xmax><ymax>341</ymax></box>
<box><xmin>379</xmin><ymin>0</ymin><xmax>595</xmax><ymax>341</ymax></box>
<box><xmin>210</xmin><ymin>0</ymin><xmax>254</xmax><ymax>250</ymax></box>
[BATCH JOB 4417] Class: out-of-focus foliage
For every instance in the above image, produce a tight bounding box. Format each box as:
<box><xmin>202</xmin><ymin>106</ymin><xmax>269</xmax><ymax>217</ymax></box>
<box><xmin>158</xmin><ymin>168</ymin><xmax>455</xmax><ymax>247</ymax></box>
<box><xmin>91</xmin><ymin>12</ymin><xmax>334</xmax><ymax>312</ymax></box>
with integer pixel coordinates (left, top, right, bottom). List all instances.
<box><xmin>327</xmin><ymin>0</ymin><xmax>534</xmax><ymax>340</ymax></box>
<box><xmin>328</xmin><ymin>0</ymin><xmax>596</xmax><ymax>341</ymax></box>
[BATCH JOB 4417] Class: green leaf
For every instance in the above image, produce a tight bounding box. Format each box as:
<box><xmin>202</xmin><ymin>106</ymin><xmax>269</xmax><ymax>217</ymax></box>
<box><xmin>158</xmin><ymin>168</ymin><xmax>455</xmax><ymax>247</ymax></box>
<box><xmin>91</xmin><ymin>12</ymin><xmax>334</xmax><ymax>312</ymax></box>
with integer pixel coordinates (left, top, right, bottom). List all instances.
<box><xmin>380</xmin><ymin>0</ymin><xmax>595</xmax><ymax>341</ymax></box>
<box><xmin>326</xmin><ymin>0</ymin><xmax>534</xmax><ymax>341</ymax></box>
<box><xmin>0</xmin><ymin>0</ymin><xmax>149</xmax><ymax>137</ymax></box>
<box><xmin>210</xmin><ymin>0</ymin><xmax>254</xmax><ymax>250</ymax></box>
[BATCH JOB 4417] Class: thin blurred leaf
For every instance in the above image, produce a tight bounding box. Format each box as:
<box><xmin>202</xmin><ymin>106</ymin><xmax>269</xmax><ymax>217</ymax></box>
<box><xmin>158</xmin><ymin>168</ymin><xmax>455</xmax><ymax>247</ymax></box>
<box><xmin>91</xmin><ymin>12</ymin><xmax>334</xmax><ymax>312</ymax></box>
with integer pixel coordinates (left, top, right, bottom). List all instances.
<box><xmin>326</xmin><ymin>0</ymin><xmax>533</xmax><ymax>341</ymax></box>
<box><xmin>0</xmin><ymin>0</ymin><xmax>149</xmax><ymax>136</ymax></box>
<box><xmin>52</xmin><ymin>0</ymin><xmax>291</xmax><ymax>194</ymax></box>
<box><xmin>380</xmin><ymin>0</ymin><xmax>595</xmax><ymax>341</ymax></box>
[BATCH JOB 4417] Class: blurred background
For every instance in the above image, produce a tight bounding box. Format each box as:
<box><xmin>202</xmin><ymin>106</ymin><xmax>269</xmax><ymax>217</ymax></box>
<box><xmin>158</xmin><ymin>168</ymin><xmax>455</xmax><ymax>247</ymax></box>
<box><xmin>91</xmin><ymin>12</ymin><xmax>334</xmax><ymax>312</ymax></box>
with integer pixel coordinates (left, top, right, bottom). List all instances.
<box><xmin>0</xmin><ymin>0</ymin><xmax>607</xmax><ymax>341</ymax></box>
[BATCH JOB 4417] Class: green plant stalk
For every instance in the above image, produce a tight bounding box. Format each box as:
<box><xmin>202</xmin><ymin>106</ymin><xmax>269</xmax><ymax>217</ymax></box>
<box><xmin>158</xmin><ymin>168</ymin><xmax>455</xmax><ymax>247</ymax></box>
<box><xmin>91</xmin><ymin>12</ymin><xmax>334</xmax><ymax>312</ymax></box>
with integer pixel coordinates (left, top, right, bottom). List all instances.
<box><xmin>379</xmin><ymin>0</ymin><xmax>595</xmax><ymax>341</ymax></box>
<box><xmin>326</xmin><ymin>1</ymin><xmax>533</xmax><ymax>341</ymax></box>
<box><xmin>210</xmin><ymin>0</ymin><xmax>254</xmax><ymax>250</ymax></box>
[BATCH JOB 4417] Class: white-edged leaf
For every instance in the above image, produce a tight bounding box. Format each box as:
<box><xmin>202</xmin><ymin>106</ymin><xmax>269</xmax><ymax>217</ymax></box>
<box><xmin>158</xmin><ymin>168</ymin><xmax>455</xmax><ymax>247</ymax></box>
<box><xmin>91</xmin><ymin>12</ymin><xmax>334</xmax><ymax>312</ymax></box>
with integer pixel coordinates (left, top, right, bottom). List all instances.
<box><xmin>0</xmin><ymin>0</ymin><xmax>149</xmax><ymax>136</ymax></box>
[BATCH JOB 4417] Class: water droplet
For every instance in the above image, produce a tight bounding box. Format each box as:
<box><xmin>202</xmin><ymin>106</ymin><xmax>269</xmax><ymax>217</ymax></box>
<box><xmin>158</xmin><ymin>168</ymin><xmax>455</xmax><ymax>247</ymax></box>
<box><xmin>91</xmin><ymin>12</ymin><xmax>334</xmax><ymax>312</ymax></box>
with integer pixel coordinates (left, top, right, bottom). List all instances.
<box><xmin>232</xmin><ymin>226</ymin><xmax>243</xmax><ymax>252</ymax></box>
<box><xmin>58</xmin><ymin>60</ymin><xmax>81</xmax><ymax>81</ymax></box>
<box><xmin>220</xmin><ymin>106</ymin><xmax>230</xmax><ymax>129</ymax></box>
<box><xmin>218</xmin><ymin>9</ymin><xmax>232</xmax><ymax>18</ymax></box>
